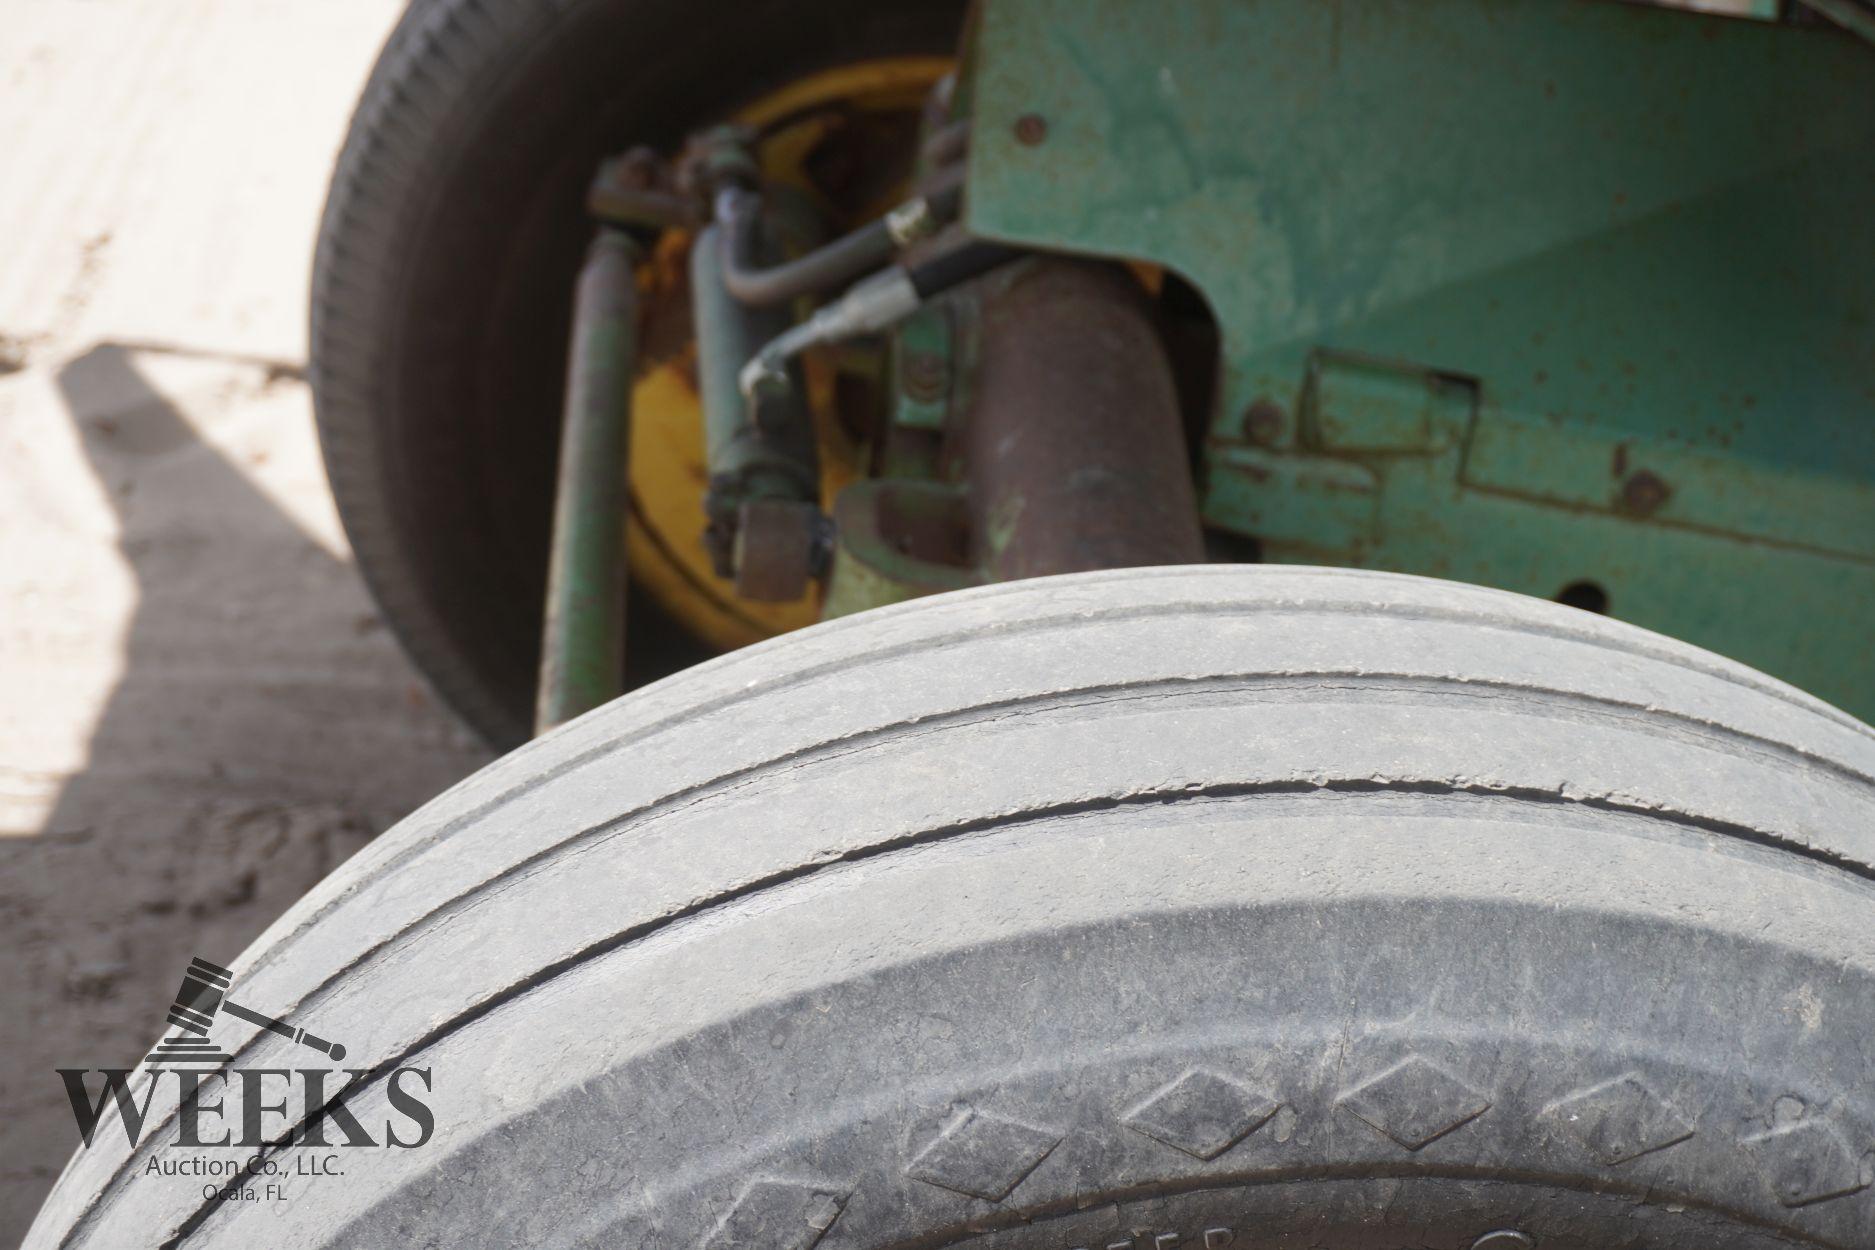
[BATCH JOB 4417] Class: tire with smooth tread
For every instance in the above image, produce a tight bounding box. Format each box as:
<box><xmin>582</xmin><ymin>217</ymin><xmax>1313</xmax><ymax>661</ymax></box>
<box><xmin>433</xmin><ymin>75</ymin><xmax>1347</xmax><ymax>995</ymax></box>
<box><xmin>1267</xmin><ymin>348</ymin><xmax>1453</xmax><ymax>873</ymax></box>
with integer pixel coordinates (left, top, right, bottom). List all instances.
<box><xmin>28</xmin><ymin>567</ymin><xmax>1875</xmax><ymax>1249</ymax></box>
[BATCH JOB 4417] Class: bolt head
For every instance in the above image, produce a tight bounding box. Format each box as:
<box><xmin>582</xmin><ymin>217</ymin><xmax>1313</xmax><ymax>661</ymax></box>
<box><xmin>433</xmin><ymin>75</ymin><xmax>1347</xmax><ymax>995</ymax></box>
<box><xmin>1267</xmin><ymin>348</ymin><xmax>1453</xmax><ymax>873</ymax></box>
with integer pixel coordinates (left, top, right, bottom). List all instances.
<box><xmin>902</xmin><ymin>351</ymin><xmax>949</xmax><ymax>402</ymax></box>
<box><xmin>1014</xmin><ymin>113</ymin><xmax>1049</xmax><ymax>146</ymax></box>
<box><xmin>1619</xmin><ymin>469</ymin><xmax>1671</xmax><ymax>515</ymax></box>
<box><xmin>1242</xmin><ymin>398</ymin><xmax>1286</xmax><ymax>446</ymax></box>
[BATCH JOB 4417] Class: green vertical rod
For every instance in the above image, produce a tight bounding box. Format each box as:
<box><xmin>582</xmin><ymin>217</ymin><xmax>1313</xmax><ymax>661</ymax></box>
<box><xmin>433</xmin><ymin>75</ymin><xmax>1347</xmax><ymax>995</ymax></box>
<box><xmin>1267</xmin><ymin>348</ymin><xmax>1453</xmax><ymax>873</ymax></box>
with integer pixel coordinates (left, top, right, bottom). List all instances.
<box><xmin>689</xmin><ymin>220</ymin><xmax>809</xmax><ymax>493</ymax></box>
<box><xmin>535</xmin><ymin>228</ymin><xmax>638</xmax><ymax>734</ymax></box>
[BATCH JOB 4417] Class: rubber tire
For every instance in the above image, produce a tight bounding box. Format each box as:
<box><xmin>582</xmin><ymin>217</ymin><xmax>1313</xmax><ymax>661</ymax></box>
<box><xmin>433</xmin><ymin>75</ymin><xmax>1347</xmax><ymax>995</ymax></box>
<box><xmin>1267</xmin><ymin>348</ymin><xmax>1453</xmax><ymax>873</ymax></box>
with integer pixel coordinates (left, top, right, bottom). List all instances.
<box><xmin>28</xmin><ymin>567</ymin><xmax>1875</xmax><ymax>1249</ymax></box>
<box><xmin>309</xmin><ymin>0</ymin><xmax>965</xmax><ymax>748</ymax></box>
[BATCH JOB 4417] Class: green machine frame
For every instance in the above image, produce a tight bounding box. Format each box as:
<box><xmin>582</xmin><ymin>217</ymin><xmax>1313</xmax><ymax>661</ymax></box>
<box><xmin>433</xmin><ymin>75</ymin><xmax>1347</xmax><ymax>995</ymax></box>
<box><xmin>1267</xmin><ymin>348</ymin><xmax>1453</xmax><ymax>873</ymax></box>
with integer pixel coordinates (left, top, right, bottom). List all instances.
<box><xmin>960</xmin><ymin>0</ymin><xmax>1875</xmax><ymax>721</ymax></box>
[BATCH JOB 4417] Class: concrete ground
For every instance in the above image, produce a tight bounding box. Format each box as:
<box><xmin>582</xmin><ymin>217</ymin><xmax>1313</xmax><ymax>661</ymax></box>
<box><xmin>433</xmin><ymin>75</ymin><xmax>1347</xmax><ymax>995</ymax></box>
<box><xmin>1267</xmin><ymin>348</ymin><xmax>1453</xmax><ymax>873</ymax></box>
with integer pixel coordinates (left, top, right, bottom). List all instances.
<box><xmin>0</xmin><ymin>1</ymin><xmax>491</xmax><ymax>1240</ymax></box>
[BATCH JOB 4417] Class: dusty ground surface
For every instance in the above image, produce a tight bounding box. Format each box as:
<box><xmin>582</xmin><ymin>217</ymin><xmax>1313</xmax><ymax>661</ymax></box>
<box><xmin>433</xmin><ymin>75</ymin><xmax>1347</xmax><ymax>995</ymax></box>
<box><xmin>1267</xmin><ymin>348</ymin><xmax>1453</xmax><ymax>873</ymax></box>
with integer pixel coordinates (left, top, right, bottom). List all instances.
<box><xmin>0</xmin><ymin>2</ymin><xmax>491</xmax><ymax>1240</ymax></box>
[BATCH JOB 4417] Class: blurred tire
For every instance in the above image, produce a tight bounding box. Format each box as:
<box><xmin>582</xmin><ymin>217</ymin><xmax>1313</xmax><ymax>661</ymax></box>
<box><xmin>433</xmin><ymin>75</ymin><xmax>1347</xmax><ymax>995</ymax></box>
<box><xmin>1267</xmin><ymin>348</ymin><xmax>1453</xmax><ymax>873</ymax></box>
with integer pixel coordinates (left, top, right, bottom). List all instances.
<box><xmin>310</xmin><ymin>0</ymin><xmax>964</xmax><ymax>747</ymax></box>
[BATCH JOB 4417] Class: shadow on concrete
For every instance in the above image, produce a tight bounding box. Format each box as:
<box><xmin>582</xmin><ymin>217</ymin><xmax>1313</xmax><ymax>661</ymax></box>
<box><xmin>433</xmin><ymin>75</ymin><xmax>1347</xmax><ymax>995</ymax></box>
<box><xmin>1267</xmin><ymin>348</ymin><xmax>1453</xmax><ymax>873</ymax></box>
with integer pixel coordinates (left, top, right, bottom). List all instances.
<box><xmin>0</xmin><ymin>343</ymin><xmax>487</xmax><ymax>1241</ymax></box>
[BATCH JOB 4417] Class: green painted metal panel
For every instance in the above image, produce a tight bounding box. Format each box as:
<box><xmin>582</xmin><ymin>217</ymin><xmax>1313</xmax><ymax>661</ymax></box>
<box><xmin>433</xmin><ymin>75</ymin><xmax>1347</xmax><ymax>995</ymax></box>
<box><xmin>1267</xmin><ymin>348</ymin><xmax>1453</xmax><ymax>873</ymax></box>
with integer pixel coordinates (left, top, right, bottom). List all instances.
<box><xmin>965</xmin><ymin>0</ymin><xmax>1875</xmax><ymax>720</ymax></box>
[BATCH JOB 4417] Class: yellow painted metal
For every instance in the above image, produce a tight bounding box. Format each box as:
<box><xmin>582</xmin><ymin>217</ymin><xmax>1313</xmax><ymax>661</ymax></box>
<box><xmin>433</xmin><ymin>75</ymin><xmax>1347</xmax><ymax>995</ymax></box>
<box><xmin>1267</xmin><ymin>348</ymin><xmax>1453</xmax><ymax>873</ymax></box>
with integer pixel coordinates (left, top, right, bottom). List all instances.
<box><xmin>736</xmin><ymin>57</ymin><xmax>954</xmax><ymax>129</ymax></box>
<box><xmin>623</xmin><ymin>57</ymin><xmax>951</xmax><ymax>653</ymax></box>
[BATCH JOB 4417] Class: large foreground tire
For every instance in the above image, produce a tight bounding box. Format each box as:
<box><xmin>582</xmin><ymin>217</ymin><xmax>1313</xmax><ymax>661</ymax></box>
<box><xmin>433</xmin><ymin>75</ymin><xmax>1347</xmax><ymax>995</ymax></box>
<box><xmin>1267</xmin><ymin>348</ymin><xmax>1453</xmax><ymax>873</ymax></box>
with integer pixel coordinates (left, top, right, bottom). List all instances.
<box><xmin>311</xmin><ymin>0</ymin><xmax>963</xmax><ymax>748</ymax></box>
<box><xmin>30</xmin><ymin>568</ymin><xmax>1875</xmax><ymax>1248</ymax></box>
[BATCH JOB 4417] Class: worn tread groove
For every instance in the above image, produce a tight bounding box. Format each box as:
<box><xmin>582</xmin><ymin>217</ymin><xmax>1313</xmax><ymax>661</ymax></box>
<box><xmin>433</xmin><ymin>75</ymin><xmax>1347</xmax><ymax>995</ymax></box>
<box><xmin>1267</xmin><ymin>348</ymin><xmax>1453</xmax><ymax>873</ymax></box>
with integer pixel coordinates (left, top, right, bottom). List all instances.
<box><xmin>138</xmin><ymin>777</ymin><xmax>1875</xmax><ymax>1246</ymax></box>
<box><xmin>242</xmin><ymin>590</ymin><xmax>1875</xmax><ymax>986</ymax></box>
<box><xmin>79</xmin><ymin>665</ymin><xmax>1875</xmax><ymax>1215</ymax></box>
<box><xmin>36</xmin><ymin>565</ymin><xmax>1875</xmax><ymax>1249</ymax></box>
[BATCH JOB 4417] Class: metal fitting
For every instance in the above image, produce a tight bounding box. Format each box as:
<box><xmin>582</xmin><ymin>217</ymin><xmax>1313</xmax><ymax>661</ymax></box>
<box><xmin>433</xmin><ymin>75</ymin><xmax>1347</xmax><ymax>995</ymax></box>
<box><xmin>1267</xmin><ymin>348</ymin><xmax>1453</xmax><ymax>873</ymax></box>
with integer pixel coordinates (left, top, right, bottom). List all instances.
<box><xmin>739</xmin><ymin>267</ymin><xmax>922</xmax><ymax>399</ymax></box>
<box><xmin>732</xmin><ymin>497</ymin><xmax>825</xmax><ymax>602</ymax></box>
<box><xmin>884</xmin><ymin>196</ymin><xmax>940</xmax><ymax>246</ymax></box>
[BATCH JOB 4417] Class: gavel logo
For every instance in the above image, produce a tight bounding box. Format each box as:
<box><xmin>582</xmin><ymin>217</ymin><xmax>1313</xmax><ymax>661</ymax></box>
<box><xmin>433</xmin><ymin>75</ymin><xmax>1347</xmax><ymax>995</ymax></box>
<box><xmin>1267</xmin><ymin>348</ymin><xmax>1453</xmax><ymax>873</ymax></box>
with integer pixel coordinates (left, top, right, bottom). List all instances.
<box><xmin>145</xmin><ymin>956</ymin><xmax>347</xmax><ymax>1070</ymax></box>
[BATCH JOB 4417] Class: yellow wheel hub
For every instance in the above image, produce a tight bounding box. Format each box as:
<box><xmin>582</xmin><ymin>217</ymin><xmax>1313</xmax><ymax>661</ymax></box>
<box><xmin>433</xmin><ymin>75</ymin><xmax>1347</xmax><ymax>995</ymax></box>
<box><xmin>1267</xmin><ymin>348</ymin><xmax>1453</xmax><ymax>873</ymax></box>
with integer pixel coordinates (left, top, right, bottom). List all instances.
<box><xmin>625</xmin><ymin>56</ymin><xmax>953</xmax><ymax>652</ymax></box>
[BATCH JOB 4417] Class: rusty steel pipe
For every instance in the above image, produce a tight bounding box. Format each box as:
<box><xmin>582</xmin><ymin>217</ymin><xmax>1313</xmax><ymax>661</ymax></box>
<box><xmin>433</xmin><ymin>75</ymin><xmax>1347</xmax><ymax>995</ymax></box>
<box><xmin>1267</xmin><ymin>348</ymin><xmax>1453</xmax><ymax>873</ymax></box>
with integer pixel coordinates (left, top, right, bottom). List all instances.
<box><xmin>964</xmin><ymin>259</ymin><xmax>1206</xmax><ymax>580</ymax></box>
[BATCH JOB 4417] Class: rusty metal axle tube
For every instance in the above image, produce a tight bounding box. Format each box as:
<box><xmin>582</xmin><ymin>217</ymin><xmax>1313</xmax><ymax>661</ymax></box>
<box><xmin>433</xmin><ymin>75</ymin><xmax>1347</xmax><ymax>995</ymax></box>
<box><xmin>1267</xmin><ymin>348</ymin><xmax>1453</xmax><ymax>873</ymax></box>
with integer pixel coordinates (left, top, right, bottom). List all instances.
<box><xmin>964</xmin><ymin>259</ymin><xmax>1206</xmax><ymax>580</ymax></box>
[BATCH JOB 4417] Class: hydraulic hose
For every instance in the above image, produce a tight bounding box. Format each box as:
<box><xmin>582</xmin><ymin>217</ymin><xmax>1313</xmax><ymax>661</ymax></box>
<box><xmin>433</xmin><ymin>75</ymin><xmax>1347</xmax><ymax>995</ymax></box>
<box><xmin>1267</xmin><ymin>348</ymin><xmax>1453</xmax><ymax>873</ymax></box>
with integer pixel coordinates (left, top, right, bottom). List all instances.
<box><xmin>717</xmin><ymin>166</ymin><xmax>965</xmax><ymax>307</ymax></box>
<box><xmin>737</xmin><ymin>238</ymin><xmax>1021</xmax><ymax>401</ymax></box>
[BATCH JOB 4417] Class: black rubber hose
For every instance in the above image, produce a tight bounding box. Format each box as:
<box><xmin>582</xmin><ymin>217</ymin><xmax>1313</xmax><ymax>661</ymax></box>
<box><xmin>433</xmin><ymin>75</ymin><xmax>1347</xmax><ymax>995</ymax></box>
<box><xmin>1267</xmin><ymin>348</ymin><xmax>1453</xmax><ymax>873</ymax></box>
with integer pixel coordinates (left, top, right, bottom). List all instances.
<box><xmin>919</xmin><ymin>118</ymin><xmax>970</xmax><ymax>171</ymax></box>
<box><xmin>719</xmin><ymin>168</ymin><xmax>965</xmax><ymax>307</ymax></box>
<box><xmin>906</xmin><ymin>238</ymin><xmax>1022</xmax><ymax>299</ymax></box>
